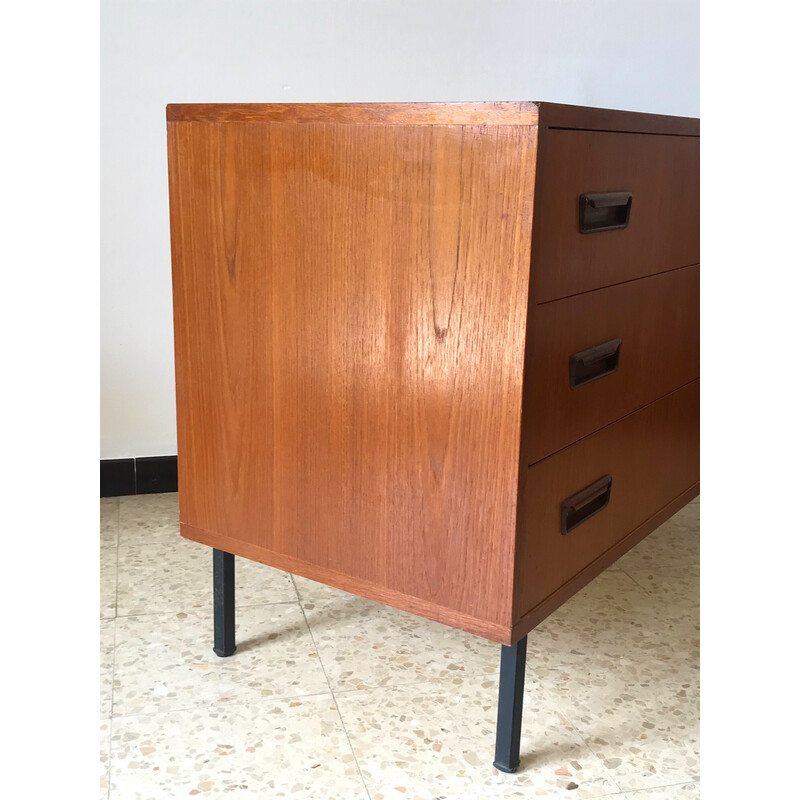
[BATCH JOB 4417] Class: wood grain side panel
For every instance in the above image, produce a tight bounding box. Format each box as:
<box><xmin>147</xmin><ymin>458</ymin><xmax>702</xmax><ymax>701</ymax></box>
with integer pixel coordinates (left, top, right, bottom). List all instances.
<box><xmin>168</xmin><ymin>120</ymin><xmax>538</xmax><ymax>628</ymax></box>
<box><xmin>532</xmin><ymin>129</ymin><xmax>700</xmax><ymax>303</ymax></box>
<box><xmin>514</xmin><ymin>380</ymin><xmax>699</xmax><ymax>620</ymax></box>
<box><xmin>167</xmin><ymin>102</ymin><xmax>539</xmax><ymax>126</ymax></box>
<box><xmin>181</xmin><ymin>522</ymin><xmax>513</xmax><ymax>644</ymax></box>
<box><xmin>169</xmin><ymin>121</ymin><xmax>275</xmax><ymax>547</ymax></box>
<box><xmin>525</xmin><ymin>265</ymin><xmax>700</xmax><ymax>463</ymax></box>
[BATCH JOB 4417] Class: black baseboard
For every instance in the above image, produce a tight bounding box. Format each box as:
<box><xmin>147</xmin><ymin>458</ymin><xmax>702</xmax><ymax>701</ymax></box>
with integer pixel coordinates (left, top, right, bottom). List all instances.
<box><xmin>100</xmin><ymin>459</ymin><xmax>135</xmax><ymax>497</ymax></box>
<box><xmin>100</xmin><ymin>456</ymin><xmax>178</xmax><ymax>497</ymax></box>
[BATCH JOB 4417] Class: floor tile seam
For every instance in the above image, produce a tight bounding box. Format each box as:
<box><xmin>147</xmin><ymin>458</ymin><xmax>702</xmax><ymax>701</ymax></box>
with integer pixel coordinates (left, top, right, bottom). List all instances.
<box><xmin>299</xmin><ymin>608</ymin><xmax>508</xmax><ymax>645</ymax></box>
<box><xmin>589</xmin><ymin>777</ymin><xmax>699</xmax><ymax>798</ymax></box>
<box><xmin>327</xmin><ymin>672</ymin><xmax>625</xmax><ymax>795</ymax></box>
<box><xmin>606</xmin><ymin>569</ymin><xmax>654</xmax><ymax>600</ymax></box>
<box><xmin>105</xmin><ymin>497</ymin><xmax>120</xmax><ymax>543</ymax></box>
<box><xmin>604</xmin><ymin>777</ymin><xmax>700</xmax><ymax>797</ymax></box>
<box><xmin>109</xmin><ymin>687</ymin><xmax>337</xmax><ymax>723</ymax></box>
<box><xmin>613</xmin><ymin>567</ymin><xmax>699</xmax><ymax>582</ymax></box>
<box><xmin>620</xmin><ymin>566</ymin><xmax>700</xmax><ymax>584</ymax></box>
<box><xmin>110</xmin><ymin>614</ymin><xmax>118</xmax><ymax>719</ymax></box>
<box><xmin>302</xmin><ymin>653</ymin><xmax>604</xmax><ymax>694</ymax></box>
<box><xmin>325</xmin><ymin>669</ymin><xmax>595</xmax><ymax>704</ymax></box>
<box><xmin>104</xmin><ymin>715</ymin><xmax>114</xmax><ymax>800</ymax></box>
<box><xmin>327</xmin><ymin>673</ymin><xmax>500</xmax><ymax>698</ymax></box>
<box><xmin>112</xmin><ymin>511</ymin><xmax>120</xmax><ymax>618</ymax></box>
<box><xmin>295</xmin><ymin>593</ymin><xmax>353</xmax><ymax>604</ymax></box>
<box><xmin>617</xmin><ymin>547</ymin><xmax>699</xmax><ymax>565</ymax></box>
<box><xmin>114</xmin><ymin>540</ymin><xmax>203</xmax><ymax>554</ymax></box>
<box><xmin>614</xmin><ymin>567</ymin><xmax>700</xmax><ymax>620</ymax></box>
<box><xmin>111</xmin><ymin>599</ymin><xmax>302</xmax><ymax>621</ymax></box>
<box><xmin>116</xmin><ymin>534</ymin><xmax>181</xmax><ymax>545</ymax></box>
<box><xmin>294</xmin><ymin>574</ymin><xmax>373</xmax><ymax>800</ymax></box>
<box><xmin>304</xmin><ymin>624</ymin><xmax>501</xmax><ymax>654</ymax></box>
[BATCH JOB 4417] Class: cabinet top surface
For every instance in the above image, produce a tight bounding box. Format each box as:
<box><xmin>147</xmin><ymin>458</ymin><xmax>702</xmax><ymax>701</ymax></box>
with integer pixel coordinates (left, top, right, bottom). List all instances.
<box><xmin>166</xmin><ymin>102</ymin><xmax>699</xmax><ymax>135</ymax></box>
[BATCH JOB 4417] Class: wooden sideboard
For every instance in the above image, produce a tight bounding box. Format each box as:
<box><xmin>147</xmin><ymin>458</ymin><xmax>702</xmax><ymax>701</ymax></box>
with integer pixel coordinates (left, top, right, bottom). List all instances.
<box><xmin>167</xmin><ymin>101</ymin><xmax>699</xmax><ymax>772</ymax></box>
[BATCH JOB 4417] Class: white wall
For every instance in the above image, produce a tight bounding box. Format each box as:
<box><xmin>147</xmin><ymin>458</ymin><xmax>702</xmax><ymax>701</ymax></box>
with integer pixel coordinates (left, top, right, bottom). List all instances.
<box><xmin>100</xmin><ymin>0</ymin><xmax>699</xmax><ymax>459</ymax></box>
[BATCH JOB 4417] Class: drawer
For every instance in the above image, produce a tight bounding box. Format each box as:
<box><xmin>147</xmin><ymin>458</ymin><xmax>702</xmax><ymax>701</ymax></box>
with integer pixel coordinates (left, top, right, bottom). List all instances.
<box><xmin>532</xmin><ymin>129</ymin><xmax>699</xmax><ymax>303</ymax></box>
<box><xmin>515</xmin><ymin>380</ymin><xmax>699</xmax><ymax>619</ymax></box>
<box><xmin>525</xmin><ymin>265</ymin><xmax>699</xmax><ymax>463</ymax></box>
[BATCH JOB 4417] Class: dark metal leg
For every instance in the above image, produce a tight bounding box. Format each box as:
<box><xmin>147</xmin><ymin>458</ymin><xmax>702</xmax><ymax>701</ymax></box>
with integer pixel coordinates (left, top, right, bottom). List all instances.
<box><xmin>213</xmin><ymin>549</ymin><xmax>236</xmax><ymax>657</ymax></box>
<box><xmin>493</xmin><ymin>635</ymin><xmax>527</xmax><ymax>773</ymax></box>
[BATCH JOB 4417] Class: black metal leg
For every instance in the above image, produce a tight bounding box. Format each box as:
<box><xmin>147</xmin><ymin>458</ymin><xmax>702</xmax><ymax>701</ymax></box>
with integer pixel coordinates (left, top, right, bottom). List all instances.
<box><xmin>493</xmin><ymin>635</ymin><xmax>527</xmax><ymax>773</ymax></box>
<box><xmin>213</xmin><ymin>549</ymin><xmax>236</xmax><ymax>657</ymax></box>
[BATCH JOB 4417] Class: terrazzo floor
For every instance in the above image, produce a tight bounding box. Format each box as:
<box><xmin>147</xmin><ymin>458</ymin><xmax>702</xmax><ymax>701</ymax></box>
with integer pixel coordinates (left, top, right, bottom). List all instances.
<box><xmin>99</xmin><ymin>493</ymin><xmax>699</xmax><ymax>800</ymax></box>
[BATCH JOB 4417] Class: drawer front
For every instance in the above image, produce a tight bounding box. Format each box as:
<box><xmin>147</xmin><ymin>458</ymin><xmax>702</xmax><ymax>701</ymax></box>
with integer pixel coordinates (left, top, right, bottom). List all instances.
<box><xmin>532</xmin><ymin>129</ymin><xmax>699</xmax><ymax>303</ymax></box>
<box><xmin>525</xmin><ymin>265</ymin><xmax>699</xmax><ymax>463</ymax></box>
<box><xmin>515</xmin><ymin>380</ymin><xmax>699</xmax><ymax>619</ymax></box>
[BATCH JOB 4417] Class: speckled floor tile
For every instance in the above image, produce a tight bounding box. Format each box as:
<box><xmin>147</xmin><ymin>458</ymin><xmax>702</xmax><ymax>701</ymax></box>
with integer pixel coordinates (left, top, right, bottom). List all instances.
<box><xmin>100</xmin><ymin>620</ymin><xmax>115</xmax><ymax>717</ymax></box>
<box><xmin>622</xmin><ymin>569</ymin><xmax>700</xmax><ymax>648</ymax></box>
<box><xmin>293</xmin><ymin>573</ymin><xmax>353</xmax><ymax>602</ymax></box>
<box><xmin>119</xmin><ymin>492</ymin><xmax>179</xmax><ymax>544</ymax></box>
<box><xmin>618</xmin><ymin>565</ymin><xmax>699</xmax><ymax>664</ymax></box>
<box><xmin>619</xmin><ymin>783</ymin><xmax>699</xmax><ymax>799</ymax></box>
<box><xmin>539</xmin><ymin>658</ymin><xmax>699</xmax><ymax>792</ymax></box>
<box><xmin>528</xmin><ymin>568</ymin><xmax>693</xmax><ymax>671</ymax></box>
<box><xmin>113</xmin><ymin>603</ymin><xmax>329</xmax><ymax>716</ymax></box>
<box><xmin>100</xmin><ymin>718</ymin><xmax>111</xmax><ymax>800</ymax></box>
<box><xmin>116</xmin><ymin>537</ymin><xmax>297</xmax><ymax>616</ymax></box>
<box><xmin>624</xmin><ymin>564</ymin><xmax>699</xmax><ymax>604</ymax></box>
<box><xmin>108</xmin><ymin>695</ymin><xmax>369</xmax><ymax>800</ymax></box>
<box><xmin>337</xmin><ymin>677</ymin><xmax>620</xmax><ymax>799</ymax></box>
<box><xmin>101</xmin><ymin>497</ymin><xmax>119</xmax><ymax>548</ymax></box>
<box><xmin>668</xmin><ymin>497</ymin><xmax>700</xmax><ymax>530</ymax></box>
<box><xmin>616</xmin><ymin>513</ymin><xmax>699</xmax><ymax>574</ymax></box>
<box><xmin>101</xmin><ymin>547</ymin><xmax>117</xmax><ymax>619</ymax></box>
<box><xmin>101</xmin><ymin>492</ymin><xmax>699</xmax><ymax>796</ymax></box>
<box><xmin>302</xmin><ymin>594</ymin><xmax>499</xmax><ymax>692</ymax></box>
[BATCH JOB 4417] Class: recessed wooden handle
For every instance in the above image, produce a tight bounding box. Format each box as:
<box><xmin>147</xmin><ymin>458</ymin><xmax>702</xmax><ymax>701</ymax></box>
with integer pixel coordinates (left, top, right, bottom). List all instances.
<box><xmin>560</xmin><ymin>475</ymin><xmax>613</xmax><ymax>535</ymax></box>
<box><xmin>569</xmin><ymin>338</ymin><xmax>622</xmax><ymax>389</ymax></box>
<box><xmin>579</xmin><ymin>192</ymin><xmax>632</xmax><ymax>233</ymax></box>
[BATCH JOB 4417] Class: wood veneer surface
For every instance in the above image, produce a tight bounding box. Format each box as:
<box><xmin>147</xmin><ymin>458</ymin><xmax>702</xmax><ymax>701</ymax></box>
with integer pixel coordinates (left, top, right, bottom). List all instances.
<box><xmin>524</xmin><ymin>265</ymin><xmax>700</xmax><ymax>463</ymax></box>
<box><xmin>515</xmin><ymin>380</ymin><xmax>700</xmax><ymax>620</ymax></box>
<box><xmin>531</xmin><ymin>129</ymin><xmax>700</xmax><ymax>302</ymax></box>
<box><xmin>168</xmin><ymin>118</ymin><xmax>538</xmax><ymax>635</ymax></box>
<box><xmin>167</xmin><ymin>102</ymin><xmax>539</xmax><ymax>125</ymax></box>
<box><xmin>537</xmin><ymin>102</ymin><xmax>699</xmax><ymax>136</ymax></box>
<box><xmin>168</xmin><ymin>102</ymin><xmax>701</xmax><ymax>646</ymax></box>
<box><xmin>510</xmin><ymin>481</ymin><xmax>699</xmax><ymax>642</ymax></box>
<box><xmin>166</xmin><ymin>101</ymin><xmax>699</xmax><ymax>135</ymax></box>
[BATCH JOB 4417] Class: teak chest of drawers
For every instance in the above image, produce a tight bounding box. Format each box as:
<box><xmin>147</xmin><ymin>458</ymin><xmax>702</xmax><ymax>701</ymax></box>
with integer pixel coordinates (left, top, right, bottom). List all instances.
<box><xmin>167</xmin><ymin>101</ymin><xmax>700</xmax><ymax>772</ymax></box>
